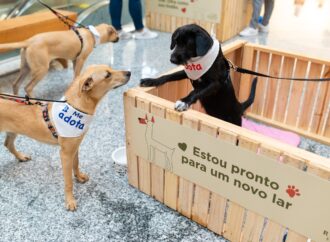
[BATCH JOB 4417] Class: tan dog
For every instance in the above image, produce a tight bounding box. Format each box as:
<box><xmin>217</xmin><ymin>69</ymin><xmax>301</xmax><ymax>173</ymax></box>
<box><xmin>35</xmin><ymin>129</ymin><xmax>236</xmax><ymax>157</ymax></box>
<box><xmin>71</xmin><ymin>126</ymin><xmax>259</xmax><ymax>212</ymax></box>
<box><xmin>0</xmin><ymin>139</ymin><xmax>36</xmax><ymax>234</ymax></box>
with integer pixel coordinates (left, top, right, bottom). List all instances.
<box><xmin>0</xmin><ymin>24</ymin><xmax>119</xmax><ymax>96</ymax></box>
<box><xmin>0</xmin><ymin>65</ymin><xmax>130</xmax><ymax>210</ymax></box>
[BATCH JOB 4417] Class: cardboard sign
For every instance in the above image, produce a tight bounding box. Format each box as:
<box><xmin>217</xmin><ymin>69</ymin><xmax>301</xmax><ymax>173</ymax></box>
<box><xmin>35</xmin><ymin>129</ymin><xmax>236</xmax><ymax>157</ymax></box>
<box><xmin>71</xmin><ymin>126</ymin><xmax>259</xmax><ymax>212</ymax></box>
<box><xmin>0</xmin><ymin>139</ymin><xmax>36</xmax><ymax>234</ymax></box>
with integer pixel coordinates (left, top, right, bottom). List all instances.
<box><xmin>127</xmin><ymin>107</ymin><xmax>330</xmax><ymax>242</ymax></box>
<box><xmin>149</xmin><ymin>0</ymin><xmax>222</xmax><ymax>23</ymax></box>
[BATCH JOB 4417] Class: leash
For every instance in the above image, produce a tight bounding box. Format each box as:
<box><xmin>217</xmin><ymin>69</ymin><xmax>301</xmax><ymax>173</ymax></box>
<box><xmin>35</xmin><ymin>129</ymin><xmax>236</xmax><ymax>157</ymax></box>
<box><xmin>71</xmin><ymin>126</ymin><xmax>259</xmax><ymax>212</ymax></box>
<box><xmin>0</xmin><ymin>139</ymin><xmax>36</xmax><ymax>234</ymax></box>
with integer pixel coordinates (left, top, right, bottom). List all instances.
<box><xmin>0</xmin><ymin>93</ymin><xmax>59</xmax><ymax>139</ymax></box>
<box><xmin>0</xmin><ymin>93</ymin><xmax>66</xmax><ymax>104</ymax></box>
<box><xmin>36</xmin><ymin>0</ymin><xmax>87</xmax><ymax>29</ymax></box>
<box><xmin>226</xmin><ymin>59</ymin><xmax>330</xmax><ymax>82</ymax></box>
<box><xmin>36</xmin><ymin>0</ymin><xmax>86</xmax><ymax>57</ymax></box>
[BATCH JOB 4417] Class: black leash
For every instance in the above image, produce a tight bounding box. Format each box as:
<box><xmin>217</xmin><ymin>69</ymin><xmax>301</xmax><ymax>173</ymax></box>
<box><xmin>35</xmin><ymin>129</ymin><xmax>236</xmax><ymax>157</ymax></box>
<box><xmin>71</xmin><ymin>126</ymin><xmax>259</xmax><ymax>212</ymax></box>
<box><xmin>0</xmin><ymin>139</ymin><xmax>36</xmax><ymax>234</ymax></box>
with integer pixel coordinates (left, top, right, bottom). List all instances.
<box><xmin>36</xmin><ymin>0</ymin><xmax>87</xmax><ymax>29</ymax></box>
<box><xmin>36</xmin><ymin>0</ymin><xmax>86</xmax><ymax>57</ymax></box>
<box><xmin>0</xmin><ymin>93</ymin><xmax>66</xmax><ymax>104</ymax></box>
<box><xmin>227</xmin><ymin>59</ymin><xmax>330</xmax><ymax>82</ymax></box>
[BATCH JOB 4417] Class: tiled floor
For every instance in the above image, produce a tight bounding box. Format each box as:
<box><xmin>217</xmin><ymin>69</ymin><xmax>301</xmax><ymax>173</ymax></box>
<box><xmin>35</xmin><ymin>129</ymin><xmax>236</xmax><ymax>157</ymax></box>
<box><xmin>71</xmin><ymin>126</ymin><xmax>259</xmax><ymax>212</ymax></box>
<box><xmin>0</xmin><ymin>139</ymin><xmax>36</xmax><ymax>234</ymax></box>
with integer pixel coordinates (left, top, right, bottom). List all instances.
<box><xmin>0</xmin><ymin>0</ymin><xmax>329</xmax><ymax>241</ymax></box>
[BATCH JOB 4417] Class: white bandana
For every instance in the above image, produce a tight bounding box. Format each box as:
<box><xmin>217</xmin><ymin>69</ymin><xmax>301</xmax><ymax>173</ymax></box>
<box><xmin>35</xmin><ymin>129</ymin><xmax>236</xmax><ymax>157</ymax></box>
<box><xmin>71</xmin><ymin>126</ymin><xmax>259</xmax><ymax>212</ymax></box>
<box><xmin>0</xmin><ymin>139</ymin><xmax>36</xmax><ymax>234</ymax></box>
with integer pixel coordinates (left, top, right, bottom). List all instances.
<box><xmin>52</xmin><ymin>100</ymin><xmax>93</xmax><ymax>138</ymax></box>
<box><xmin>88</xmin><ymin>25</ymin><xmax>101</xmax><ymax>46</ymax></box>
<box><xmin>183</xmin><ymin>38</ymin><xmax>219</xmax><ymax>80</ymax></box>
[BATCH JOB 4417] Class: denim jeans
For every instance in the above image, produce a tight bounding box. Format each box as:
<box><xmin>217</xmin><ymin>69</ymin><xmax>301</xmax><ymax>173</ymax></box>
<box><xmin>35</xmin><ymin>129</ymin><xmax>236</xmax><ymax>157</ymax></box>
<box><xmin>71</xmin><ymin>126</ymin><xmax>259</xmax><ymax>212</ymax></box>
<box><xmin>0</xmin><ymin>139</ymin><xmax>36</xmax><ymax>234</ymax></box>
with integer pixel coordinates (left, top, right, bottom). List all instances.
<box><xmin>109</xmin><ymin>0</ymin><xmax>144</xmax><ymax>31</ymax></box>
<box><xmin>250</xmin><ymin>0</ymin><xmax>275</xmax><ymax>28</ymax></box>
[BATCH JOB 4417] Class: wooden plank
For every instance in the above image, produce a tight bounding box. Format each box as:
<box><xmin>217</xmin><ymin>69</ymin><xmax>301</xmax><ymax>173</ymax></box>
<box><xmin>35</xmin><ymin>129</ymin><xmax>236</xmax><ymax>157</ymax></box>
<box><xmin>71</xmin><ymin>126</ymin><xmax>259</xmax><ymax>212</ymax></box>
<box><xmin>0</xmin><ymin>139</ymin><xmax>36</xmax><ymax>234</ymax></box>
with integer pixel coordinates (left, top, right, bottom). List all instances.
<box><xmin>191</xmin><ymin>121</ymin><xmax>217</xmax><ymax>227</ymax></box>
<box><xmin>252</xmin><ymin>51</ymin><xmax>271</xmax><ymax>116</ymax></box>
<box><xmin>123</xmin><ymin>93</ymin><xmax>139</xmax><ymax>188</ymax></box>
<box><xmin>207</xmin><ymin>128</ymin><xmax>236</xmax><ymax>235</ymax></box>
<box><xmin>318</xmin><ymin>80</ymin><xmax>330</xmax><ymax>137</ymax></box>
<box><xmin>264</xmin><ymin>54</ymin><xmax>282</xmax><ymax>119</ymax></box>
<box><xmin>150</xmin><ymin>103</ymin><xmax>166</xmax><ymax>203</ymax></box>
<box><xmin>297</xmin><ymin>63</ymin><xmax>323</xmax><ymax>130</ymax></box>
<box><xmin>0</xmin><ymin>10</ymin><xmax>77</xmax><ymax>46</ymax></box>
<box><xmin>239</xmin><ymin>137</ymin><xmax>265</xmax><ymax>242</ymax></box>
<box><xmin>282</xmin><ymin>154</ymin><xmax>309</xmax><ymax>241</ymax></box>
<box><xmin>273</xmin><ymin>57</ymin><xmax>296</xmax><ymax>123</ymax></box>
<box><xmin>177</xmin><ymin>113</ymin><xmax>199</xmax><ymax>218</ymax></box>
<box><xmin>238</xmin><ymin>45</ymin><xmax>255</xmax><ymax>105</ymax></box>
<box><xmin>136</xmin><ymin>97</ymin><xmax>151</xmax><ymax>195</ymax></box>
<box><xmin>221</xmin><ymin>128</ymin><xmax>245</xmax><ymax>242</ymax></box>
<box><xmin>259</xmin><ymin>145</ymin><xmax>286</xmax><ymax>242</ymax></box>
<box><xmin>285</xmin><ymin>60</ymin><xmax>308</xmax><ymax>126</ymax></box>
<box><xmin>164</xmin><ymin>109</ymin><xmax>181</xmax><ymax>210</ymax></box>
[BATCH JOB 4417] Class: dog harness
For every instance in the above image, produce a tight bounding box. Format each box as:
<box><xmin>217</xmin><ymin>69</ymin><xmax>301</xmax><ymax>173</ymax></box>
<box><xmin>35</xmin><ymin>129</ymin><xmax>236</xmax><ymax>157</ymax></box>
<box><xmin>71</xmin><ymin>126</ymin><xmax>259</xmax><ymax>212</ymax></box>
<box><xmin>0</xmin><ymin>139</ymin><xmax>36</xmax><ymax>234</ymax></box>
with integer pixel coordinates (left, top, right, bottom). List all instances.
<box><xmin>184</xmin><ymin>37</ymin><xmax>220</xmax><ymax>81</ymax></box>
<box><xmin>51</xmin><ymin>100</ymin><xmax>93</xmax><ymax>138</ymax></box>
<box><xmin>0</xmin><ymin>94</ymin><xmax>58</xmax><ymax>138</ymax></box>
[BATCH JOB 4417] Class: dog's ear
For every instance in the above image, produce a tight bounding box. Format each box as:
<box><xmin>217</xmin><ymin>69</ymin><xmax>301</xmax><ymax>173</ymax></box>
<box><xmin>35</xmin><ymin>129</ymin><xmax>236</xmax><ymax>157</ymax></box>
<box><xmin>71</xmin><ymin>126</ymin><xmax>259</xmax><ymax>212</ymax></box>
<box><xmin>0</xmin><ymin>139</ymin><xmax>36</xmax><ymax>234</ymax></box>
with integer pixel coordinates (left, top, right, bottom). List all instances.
<box><xmin>195</xmin><ymin>31</ymin><xmax>213</xmax><ymax>56</ymax></box>
<box><xmin>81</xmin><ymin>77</ymin><xmax>94</xmax><ymax>92</ymax></box>
<box><xmin>170</xmin><ymin>30</ymin><xmax>179</xmax><ymax>50</ymax></box>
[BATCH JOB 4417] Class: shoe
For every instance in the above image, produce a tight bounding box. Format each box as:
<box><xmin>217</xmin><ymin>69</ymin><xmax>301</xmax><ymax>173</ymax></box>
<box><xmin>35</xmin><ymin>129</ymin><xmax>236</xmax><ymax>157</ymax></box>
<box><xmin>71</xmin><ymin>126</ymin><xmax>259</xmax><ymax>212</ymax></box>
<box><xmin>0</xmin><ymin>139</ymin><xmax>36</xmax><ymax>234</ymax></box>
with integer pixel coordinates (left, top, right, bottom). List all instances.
<box><xmin>134</xmin><ymin>28</ymin><xmax>158</xmax><ymax>39</ymax></box>
<box><xmin>239</xmin><ymin>27</ymin><xmax>258</xmax><ymax>37</ymax></box>
<box><xmin>258</xmin><ymin>23</ymin><xmax>269</xmax><ymax>33</ymax></box>
<box><xmin>118</xmin><ymin>30</ymin><xmax>132</xmax><ymax>40</ymax></box>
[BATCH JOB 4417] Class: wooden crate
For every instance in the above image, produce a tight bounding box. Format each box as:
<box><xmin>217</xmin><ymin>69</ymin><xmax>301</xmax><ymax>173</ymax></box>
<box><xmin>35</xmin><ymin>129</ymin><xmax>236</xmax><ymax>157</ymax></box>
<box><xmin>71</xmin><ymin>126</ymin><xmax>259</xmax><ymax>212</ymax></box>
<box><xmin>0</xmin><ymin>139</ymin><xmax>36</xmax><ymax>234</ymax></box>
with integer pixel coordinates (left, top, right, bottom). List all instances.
<box><xmin>0</xmin><ymin>10</ymin><xmax>77</xmax><ymax>52</ymax></box>
<box><xmin>124</xmin><ymin>41</ymin><xmax>330</xmax><ymax>242</ymax></box>
<box><xmin>145</xmin><ymin>0</ymin><xmax>252</xmax><ymax>41</ymax></box>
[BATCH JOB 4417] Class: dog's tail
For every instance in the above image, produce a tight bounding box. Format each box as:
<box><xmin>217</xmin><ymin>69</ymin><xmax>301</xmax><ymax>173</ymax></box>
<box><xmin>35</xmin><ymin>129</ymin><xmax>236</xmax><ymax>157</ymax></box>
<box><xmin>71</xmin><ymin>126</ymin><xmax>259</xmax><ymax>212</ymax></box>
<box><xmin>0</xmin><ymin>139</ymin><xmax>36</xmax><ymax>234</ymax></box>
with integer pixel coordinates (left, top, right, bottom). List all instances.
<box><xmin>0</xmin><ymin>41</ymin><xmax>28</xmax><ymax>51</ymax></box>
<box><xmin>241</xmin><ymin>77</ymin><xmax>258</xmax><ymax>111</ymax></box>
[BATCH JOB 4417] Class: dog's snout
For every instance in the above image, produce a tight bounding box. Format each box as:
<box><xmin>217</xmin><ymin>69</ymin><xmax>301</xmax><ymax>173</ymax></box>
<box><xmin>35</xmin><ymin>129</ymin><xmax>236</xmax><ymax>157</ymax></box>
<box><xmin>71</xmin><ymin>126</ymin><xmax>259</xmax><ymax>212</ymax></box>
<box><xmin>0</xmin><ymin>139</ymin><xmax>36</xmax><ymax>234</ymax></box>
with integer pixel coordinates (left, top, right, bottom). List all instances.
<box><xmin>114</xmin><ymin>37</ymin><xmax>119</xmax><ymax>43</ymax></box>
<box><xmin>170</xmin><ymin>55</ymin><xmax>179</xmax><ymax>64</ymax></box>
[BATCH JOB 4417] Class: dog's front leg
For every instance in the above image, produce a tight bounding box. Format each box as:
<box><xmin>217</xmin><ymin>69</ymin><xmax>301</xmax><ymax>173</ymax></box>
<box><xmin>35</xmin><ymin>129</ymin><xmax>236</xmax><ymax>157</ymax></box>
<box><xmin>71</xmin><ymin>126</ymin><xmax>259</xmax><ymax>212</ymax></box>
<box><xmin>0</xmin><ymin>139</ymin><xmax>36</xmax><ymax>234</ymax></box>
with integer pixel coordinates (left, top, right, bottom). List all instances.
<box><xmin>140</xmin><ymin>70</ymin><xmax>187</xmax><ymax>87</ymax></box>
<box><xmin>175</xmin><ymin>80</ymin><xmax>220</xmax><ymax>111</ymax></box>
<box><xmin>73</xmin><ymin>152</ymin><xmax>89</xmax><ymax>183</ymax></box>
<box><xmin>59</xmin><ymin>137</ymin><xmax>82</xmax><ymax>211</ymax></box>
<box><xmin>73</xmin><ymin>57</ymin><xmax>86</xmax><ymax>78</ymax></box>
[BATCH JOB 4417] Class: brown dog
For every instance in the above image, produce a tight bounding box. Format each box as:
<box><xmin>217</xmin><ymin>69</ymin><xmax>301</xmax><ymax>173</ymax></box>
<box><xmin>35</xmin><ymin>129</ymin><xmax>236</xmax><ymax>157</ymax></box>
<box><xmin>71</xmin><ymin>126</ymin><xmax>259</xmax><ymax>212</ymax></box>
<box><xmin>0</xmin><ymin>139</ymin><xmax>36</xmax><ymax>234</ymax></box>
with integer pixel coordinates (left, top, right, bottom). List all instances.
<box><xmin>0</xmin><ymin>65</ymin><xmax>130</xmax><ymax>210</ymax></box>
<box><xmin>0</xmin><ymin>24</ymin><xmax>119</xmax><ymax>96</ymax></box>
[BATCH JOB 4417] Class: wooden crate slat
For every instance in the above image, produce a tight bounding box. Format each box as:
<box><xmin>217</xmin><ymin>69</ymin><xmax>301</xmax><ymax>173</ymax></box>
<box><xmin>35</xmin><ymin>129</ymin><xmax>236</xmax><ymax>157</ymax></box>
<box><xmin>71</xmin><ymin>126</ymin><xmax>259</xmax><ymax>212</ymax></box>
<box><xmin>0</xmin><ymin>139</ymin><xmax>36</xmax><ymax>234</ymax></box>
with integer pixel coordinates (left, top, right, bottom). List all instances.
<box><xmin>239</xmin><ymin>136</ymin><xmax>264</xmax><ymax>242</ymax></box>
<box><xmin>136</xmin><ymin>98</ymin><xmax>152</xmax><ymax>195</ymax></box>
<box><xmin>259</xmin><ymin>145</ymin><xmax>286</xmax><ymax>242</ymax></box>
<box><xmin>150</xmin><ymin>103</ymin><xmax>166</xmax><ymax>202</ymax></box>
<box><xmin>124</xmin><ymin>93</ymin><xmax>139</xmax><ymax>188</ymax></box>
<box><xmin>207</xmin><ymin>128</ymin><xmax>237</xmax><ymax>235</ymax></box>
<box><xmin>284</xmin><ymin>60</ymin><xmax>308</xmax><ymax>126</ymax></box>
<box><xmin>164</xmin><ymin>109</ymin><xmax>181</xmax><ymax>210</ymax></box>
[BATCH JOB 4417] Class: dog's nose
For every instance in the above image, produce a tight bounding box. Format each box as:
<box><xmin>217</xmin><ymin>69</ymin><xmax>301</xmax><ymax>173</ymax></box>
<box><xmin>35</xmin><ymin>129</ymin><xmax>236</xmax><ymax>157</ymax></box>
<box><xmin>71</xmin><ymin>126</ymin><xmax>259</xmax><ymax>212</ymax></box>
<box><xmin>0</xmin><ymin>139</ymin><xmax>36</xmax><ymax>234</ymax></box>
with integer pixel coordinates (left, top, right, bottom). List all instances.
<box><xmin>170</xmin><ymin>55</ymin><xmax>179</xmax><ymax>64</ymax></box>
<box><xmin>114</xmin><ymin>37</ymin><xmax>119</xmax><ymax>43</ymax></box>
<box><xmin>126</xmin><ymin>71</ymin><xmax>131</xmax><ymax>78</ymax></box>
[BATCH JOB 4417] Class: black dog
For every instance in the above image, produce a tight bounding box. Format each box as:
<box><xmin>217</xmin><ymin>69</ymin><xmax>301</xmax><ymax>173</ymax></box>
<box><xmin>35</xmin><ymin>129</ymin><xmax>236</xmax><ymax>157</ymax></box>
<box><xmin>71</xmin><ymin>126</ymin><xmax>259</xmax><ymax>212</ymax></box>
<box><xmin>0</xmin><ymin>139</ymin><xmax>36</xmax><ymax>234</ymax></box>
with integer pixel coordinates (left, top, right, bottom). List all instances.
<box><xmin>140</xmin><ymin>24</ymin><xmax>257</xmax><ymax>126</ymax></box>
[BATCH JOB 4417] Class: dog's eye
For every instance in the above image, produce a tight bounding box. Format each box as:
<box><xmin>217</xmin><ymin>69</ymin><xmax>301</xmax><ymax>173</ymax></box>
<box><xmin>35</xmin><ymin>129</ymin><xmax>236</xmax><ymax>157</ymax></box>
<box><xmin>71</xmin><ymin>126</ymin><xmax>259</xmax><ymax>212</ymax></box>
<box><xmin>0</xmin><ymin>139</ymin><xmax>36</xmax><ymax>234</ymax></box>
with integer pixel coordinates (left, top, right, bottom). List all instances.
<box><xmin>105</xmin><ymin>71</ymin><xmax>112</xmax><ymax>78</ymax></box>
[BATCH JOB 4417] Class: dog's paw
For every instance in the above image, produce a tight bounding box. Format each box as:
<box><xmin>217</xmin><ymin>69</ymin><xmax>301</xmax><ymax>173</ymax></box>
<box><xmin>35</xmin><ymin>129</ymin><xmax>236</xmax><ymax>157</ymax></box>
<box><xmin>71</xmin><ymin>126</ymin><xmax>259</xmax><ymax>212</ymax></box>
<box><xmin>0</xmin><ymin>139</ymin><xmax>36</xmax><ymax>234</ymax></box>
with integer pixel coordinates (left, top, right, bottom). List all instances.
<box><xmin>17</xmin><ymin>152</ymin><xmax>31</xmax><ymax>162</ymax></box>
<box><xmin>140</xmin><ymin>78</ymin><xmax>158</xmax><ymax>87</ymax></box>
<box><xmin>175</xmin><ymin>100</ymin><xmax>189</xmax><ymax>112</ymax></box>
<box><xmin>66</xmin><ymin>198</ymin><xmax>77</xmax><ymax>211</ymax></box>
<box><xmin>75</xmin><ymin>173</ymin><xmax>89</xmax><ymax>183</ymax></box>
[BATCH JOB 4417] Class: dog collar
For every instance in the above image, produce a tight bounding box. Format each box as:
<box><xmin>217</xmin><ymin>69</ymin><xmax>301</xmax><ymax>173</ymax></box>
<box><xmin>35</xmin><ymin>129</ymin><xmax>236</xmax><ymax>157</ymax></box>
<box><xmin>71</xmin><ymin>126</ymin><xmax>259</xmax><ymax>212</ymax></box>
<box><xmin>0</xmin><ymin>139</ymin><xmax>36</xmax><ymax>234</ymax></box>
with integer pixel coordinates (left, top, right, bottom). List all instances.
<box><xmin>88</xmin><ymin>25</ymin><xmax>101</xmax><ymax>47</ymax></box>
<box><xmin>51</xmin><ymin>99</ymin><xmax>93</xmax><ymax>138</ymax></box>
<box><xmin>184</xmin><ymin>37</ymin><xmax>219</xmax><ymax>80</ymax></box>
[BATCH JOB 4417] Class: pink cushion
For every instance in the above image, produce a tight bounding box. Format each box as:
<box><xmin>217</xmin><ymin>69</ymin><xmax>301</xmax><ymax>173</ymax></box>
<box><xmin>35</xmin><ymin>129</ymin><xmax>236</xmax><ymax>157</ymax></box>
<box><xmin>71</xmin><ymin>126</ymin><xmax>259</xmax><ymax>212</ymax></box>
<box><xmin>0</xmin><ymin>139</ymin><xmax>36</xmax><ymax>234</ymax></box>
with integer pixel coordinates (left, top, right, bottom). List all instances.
<box><xmin>242</xmin><ymin>118</ymin><xmax>301</xmax><ymax>147</ymax></box>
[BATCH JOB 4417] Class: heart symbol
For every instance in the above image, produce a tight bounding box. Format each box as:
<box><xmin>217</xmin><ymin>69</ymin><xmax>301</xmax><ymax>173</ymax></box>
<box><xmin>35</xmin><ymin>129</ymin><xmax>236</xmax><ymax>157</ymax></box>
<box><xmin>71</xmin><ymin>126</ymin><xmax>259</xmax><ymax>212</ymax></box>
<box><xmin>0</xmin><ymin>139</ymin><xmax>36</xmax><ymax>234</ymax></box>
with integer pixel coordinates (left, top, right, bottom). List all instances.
<box><xmin>181</xmin><ymin>8</ymin><xmax>186</xmax><ymax>13</ymax></box>
<box><xmin>178</xmin><ymin>142</ymin><xmax>187</xmax><ymax>151</ymax></box>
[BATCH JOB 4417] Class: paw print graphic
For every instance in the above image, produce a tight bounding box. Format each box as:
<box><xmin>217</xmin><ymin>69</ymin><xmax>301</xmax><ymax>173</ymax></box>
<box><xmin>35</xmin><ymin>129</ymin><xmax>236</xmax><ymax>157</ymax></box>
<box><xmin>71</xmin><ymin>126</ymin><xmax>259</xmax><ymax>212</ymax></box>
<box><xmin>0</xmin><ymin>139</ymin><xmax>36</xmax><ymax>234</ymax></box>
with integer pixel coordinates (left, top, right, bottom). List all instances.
<box><xmin>286</xmin><ymin>185</ymin><xmax>301</xmax><ymax>198</ymax></box>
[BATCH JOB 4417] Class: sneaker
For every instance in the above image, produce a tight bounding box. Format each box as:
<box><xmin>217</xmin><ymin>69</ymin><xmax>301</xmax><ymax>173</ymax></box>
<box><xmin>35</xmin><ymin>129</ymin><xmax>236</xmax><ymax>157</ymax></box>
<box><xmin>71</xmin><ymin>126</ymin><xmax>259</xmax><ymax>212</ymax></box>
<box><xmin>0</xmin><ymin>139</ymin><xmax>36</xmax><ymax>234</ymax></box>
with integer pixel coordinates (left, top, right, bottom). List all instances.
<box><xmin>239</xmin><ymin>27</ymin><xmax>258</xmax><ymax>37</ymax></box>
<box><xmin>258</xmin><ymin>23</ymin><xmax>269</xmax><ymax>33</ymax></box>
<box><xmin>133</xmin><ymin>28</ymin><xmax>158</xmax><ymax>39</ymax></box>
<box><xmin>118</xmin><ymin>30</ymin><xmax>132</xmax><ymax>40</ymax></box>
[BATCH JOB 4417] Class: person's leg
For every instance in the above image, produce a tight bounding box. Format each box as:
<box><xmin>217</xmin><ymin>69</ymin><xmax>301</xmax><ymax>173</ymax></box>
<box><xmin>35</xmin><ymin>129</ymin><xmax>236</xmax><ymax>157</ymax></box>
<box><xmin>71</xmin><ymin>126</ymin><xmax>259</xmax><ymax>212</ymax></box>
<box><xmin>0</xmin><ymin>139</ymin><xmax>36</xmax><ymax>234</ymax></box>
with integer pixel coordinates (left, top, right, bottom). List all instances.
<box><xmin>109</xmin><ymin>0</ymin><xmax>123</xmax><ymax>30</ymax></box>
<box><xmin>129</xmin><ymin>0</ymin><xmax>144</xmax><ymax>31</ymax></box>
<box><xmin>262</xmin><ymin>0</ymin><xmax>274</xmax><ymax>26</ymax></box>
<box><xmin>250</xmin><ymin>0</ymin><xmax>263</xmax><ymax>29</ymax></box>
